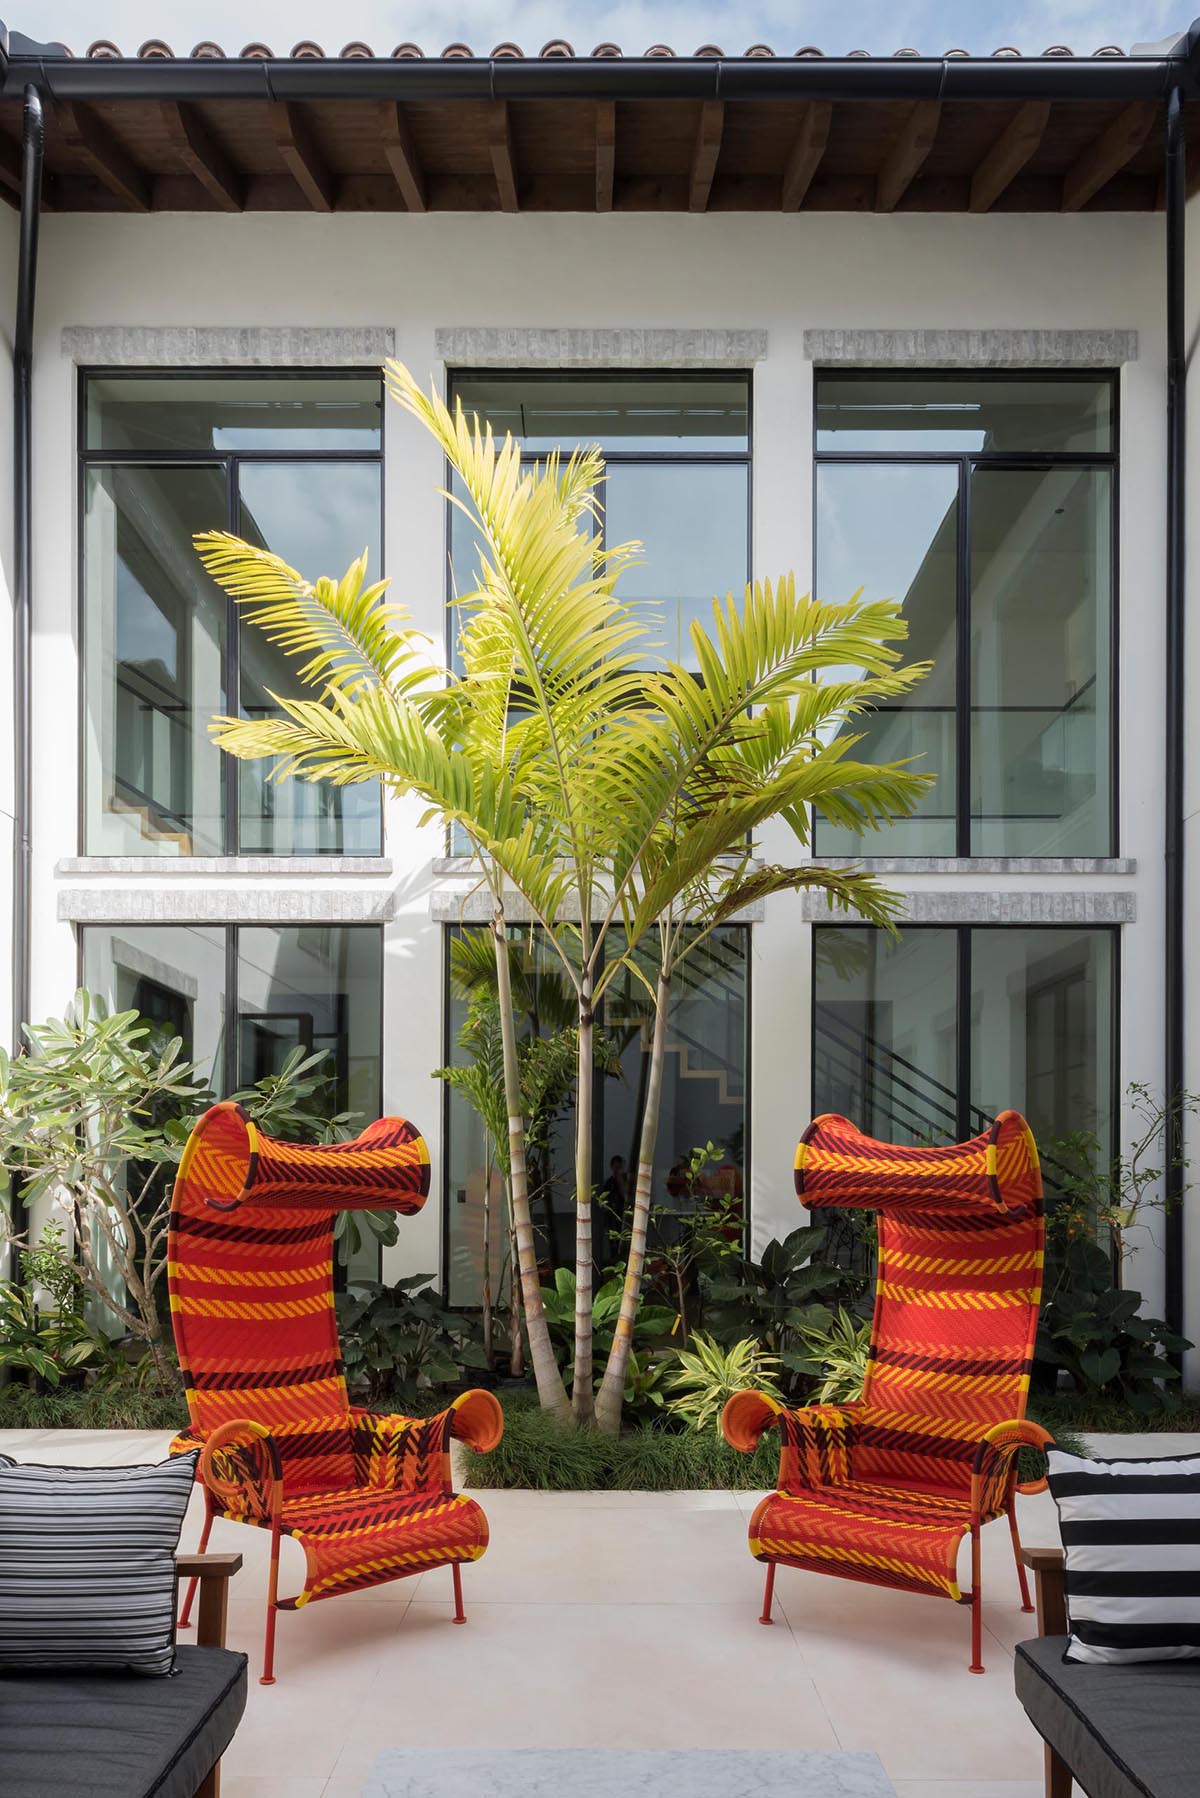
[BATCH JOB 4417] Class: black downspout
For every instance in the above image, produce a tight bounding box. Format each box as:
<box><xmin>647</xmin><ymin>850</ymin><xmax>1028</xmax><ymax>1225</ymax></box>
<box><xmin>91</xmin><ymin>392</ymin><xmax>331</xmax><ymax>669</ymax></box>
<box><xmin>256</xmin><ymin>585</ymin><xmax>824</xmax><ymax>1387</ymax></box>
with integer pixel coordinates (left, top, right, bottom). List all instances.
<box><xmin>1164</xmin><ymin>85</ymin><xmax>1186</xmax><ymax>1344</ymax></box>
<box><xmin>11</xmin><ymin>83</ymin><xmax>41</xmax><ymax>1062</ymax></box>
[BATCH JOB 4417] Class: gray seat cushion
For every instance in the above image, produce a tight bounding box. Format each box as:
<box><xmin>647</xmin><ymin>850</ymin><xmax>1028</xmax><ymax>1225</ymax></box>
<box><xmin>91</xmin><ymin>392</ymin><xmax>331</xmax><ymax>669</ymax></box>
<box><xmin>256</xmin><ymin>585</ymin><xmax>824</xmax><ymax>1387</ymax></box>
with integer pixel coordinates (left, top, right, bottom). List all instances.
<box><xmin>1016</xmin><ymin>1635</ymin><xmax>1200</xmax><ymax>1798</ymax></box>
<box><xmin>0</xmin><ymin>1644</ymin><xmax>247</xmax><ymax>1797</ymax></box>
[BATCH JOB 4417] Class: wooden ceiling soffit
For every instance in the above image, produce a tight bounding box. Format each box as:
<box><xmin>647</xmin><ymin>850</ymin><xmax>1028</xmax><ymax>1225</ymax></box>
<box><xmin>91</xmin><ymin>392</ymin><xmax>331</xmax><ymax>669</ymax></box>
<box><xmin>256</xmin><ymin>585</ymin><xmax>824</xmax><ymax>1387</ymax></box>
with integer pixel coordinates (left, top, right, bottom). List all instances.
<box><xmin>160</xmin><ymin>102</ymin><xmax>242</xmax><ymax>210</ymax></box>
<box><xmin>488</xmin><ymin>101</ymin><xmax>518</xmax><ymax>212</ymax></box>
<box><xmin>58</xmin><ymin>101</ymin><xmax>150</xmax><ymax>210</ymax></box>
<box><xmin>595</xmin><ymin>100</ymin><xmax>615</xmax><ymax>211</ymax></box>
<box><xmin>781</xmin><ymin>102</ymin><xmax>832</xmax><ymax>210</ymax></box>
<box><xmin>969</xmin><ymin>102</ymin><xmax>1052</xmax><ymax>212</ymax></box>
<box><xmin>380</xmin><ymin>102</ymin><xmax>426</xmax><ymax>210</ymax></box>
<box><xmin>270</xmin><ymin>101</ymin><xmax>335</xmax><ymax>211</ymax></box>
<box><xmin>1062</xmin><ymin>100</ymin><xmax>1158</xmax><ymax>211</ymax></box>
<box><xmin>689</xmin><ymin>100</ymin><xmax>724</xmax><ymax>212</ymax></box>
<box><xmin>876</xmin><ymin>99</ymin><xmax>941</xmax><ymax>211</ymax></box>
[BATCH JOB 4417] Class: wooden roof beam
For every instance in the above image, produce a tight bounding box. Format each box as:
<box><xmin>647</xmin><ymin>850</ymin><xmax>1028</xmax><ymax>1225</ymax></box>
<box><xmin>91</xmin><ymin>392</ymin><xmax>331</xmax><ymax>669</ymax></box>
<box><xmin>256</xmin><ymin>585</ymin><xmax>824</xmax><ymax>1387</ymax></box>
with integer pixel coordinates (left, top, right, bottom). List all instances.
<box><xmin>1062</xmin><ymin>100</ymin><xmax>1157</xmax><ymax>211</ymax></box>
<box><xmin>270</xmin><ymin>101</ymin><xmax>335</xmax><ymax>211</ymax></box>
<box><xmin>58</xmin><ymin>101</ymin><xmax>150</xmax><ymax>210</ymax></box>
<box><xmin>689</xmin><ymin>100</ymin><xmax>724</xmax><ymax>212</ymax></box>
<box><xmin>160</xmin><ymin>102</ymin><xmax>241</xmax><ymax>211</ymax></box>
<box><xmin>781</xmin><ymin>102</ymin><xmax>832</xmax><ymax>210</ymax></box>
<box><xmin>877</xmin><ymin>100</ymin><xmax>941</xmax><ymax>212</ymax></box>
<box><xmin>595</xmin><ymin>100</ymin><xmax>615</xmax><ymax>211</ymax></box>
<box><xmin>969</xmin><ymin>101</ymin><xmax>1051</xmax><ymax>212</ymax></box>
<box><xmin>488</xmin><ymin>101</ymin><xmax>519</xmax><ymax>212</ymax></box>
<box><xmin>380</xmin><ymin>103</ymin><xmax>426</xmax><ymax>211</ymax></box>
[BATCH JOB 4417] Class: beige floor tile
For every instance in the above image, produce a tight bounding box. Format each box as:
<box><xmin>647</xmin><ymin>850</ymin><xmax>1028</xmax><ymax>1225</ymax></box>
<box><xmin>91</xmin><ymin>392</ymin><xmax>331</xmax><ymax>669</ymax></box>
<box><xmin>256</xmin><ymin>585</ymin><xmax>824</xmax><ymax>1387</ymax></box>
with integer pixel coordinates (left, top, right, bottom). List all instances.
<box><xmin>221</xmin><ymin>1779</ymin><xmax>328</xmax><ymax>1798</ymax></box>
<box><xmin>322</xmin><ymin>1781</ymin><xmax>368</xmax><ymax>1798</ymax></box>
<box><xmin>892</xmin><ymin>1785</ymin><xmax>1042</xmax><ymax>1798</ymax></box>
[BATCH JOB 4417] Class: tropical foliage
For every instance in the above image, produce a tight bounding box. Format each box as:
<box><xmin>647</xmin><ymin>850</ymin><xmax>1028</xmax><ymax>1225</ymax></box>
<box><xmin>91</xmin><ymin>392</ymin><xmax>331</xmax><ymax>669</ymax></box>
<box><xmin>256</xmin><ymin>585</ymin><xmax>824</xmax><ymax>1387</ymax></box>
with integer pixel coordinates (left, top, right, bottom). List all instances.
<box><xmin>665</xmin><ymin>1333</ymin><xmax>783</xmax><ymax>1436</ymax></box>
<box><xmin>197</xmin><ymin>358</ymin><xmax>933</xmax><ymax>1431</ymax></box>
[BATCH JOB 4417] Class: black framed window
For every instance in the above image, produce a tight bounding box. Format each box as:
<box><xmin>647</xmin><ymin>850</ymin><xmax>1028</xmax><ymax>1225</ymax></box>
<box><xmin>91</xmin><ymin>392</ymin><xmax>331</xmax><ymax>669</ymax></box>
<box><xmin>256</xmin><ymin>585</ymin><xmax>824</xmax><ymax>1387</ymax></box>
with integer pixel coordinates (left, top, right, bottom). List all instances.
<box><xmin>79</xmin><ymin>922</ymin><xmax>384</xmax><ymax>1277</ymax></box>
<box><xmin>81</xmin><ymin>370</ymin><xmax>384</xmax><ymax>857</ymax></box>
<box><xmin>814</xmin><ymin>372</ymin><xmax>1116</xmax><ymax>857</ymax></box>
<box><xmin>813</xmin><ymin>923</ymin><xmax>1118</xmax><ymax>1187</ymax></box>
<box><xmin>443</xmin><ymin>923</ymin><xmax>749</xmax><ymax>1308</ymax></box>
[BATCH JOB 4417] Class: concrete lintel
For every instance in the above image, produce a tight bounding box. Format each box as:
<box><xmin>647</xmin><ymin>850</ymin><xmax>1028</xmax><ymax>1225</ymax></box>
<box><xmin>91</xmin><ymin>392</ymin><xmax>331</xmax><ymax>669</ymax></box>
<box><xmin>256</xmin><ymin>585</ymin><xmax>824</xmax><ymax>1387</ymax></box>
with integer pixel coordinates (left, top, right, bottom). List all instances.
<box><xmin>56</xmin><ymin>856</ymin><xmax>393</xmax><ymax>878</ymax></box>
<box><xmin>435</xmin><ymin>326</ymin><xmax>768</xmax><ymax>368</ymax></box>
<box><xmin>817</xmin><ymin>856</ymin><xmax>1137</xmax><ymax>875</ymax></box>
<box><xmin>62</xmin><ymin>325</ymin><xmax>395</xmax><ymax>366</ymax></box>
<box><xmin>58</xmin><ymin>888</ymin><xmax>393</xmax><ymax>924</ymax></box>
<box><xmin>804</xmin><ymin>327</ymin><xmax>1137</xmax><ymax>367</ymax></box>
<box><xmin>802</xmin><ymin>889</ymin><xmax>1135</xmax><ymax>924</ymax></box>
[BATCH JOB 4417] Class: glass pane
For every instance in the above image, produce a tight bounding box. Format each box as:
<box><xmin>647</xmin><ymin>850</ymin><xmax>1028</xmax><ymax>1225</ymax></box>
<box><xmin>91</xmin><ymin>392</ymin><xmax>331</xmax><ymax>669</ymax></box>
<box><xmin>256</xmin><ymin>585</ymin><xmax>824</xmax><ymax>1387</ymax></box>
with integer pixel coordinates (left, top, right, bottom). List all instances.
<box><xmin>86</xmin><ymin>373</ymin><xmax>382</xmax><ymax>453</ymax></box>
<box><xmin>237</xmin><ymin>927</ymin><xmax>383</xmax><ymax>1278</ymax></box>
<box><xmin>237</xmin><ymin>462</ymin><xmax>383</xmax><ymax>854</ymax></box>
<box><xmin>970</xmin><ymin>467</ymin><xmax>1112</xmax><ymax>855</ymax></box>
<box><xmin>450</xmin><ymin>375</ymin><xmax>749</xmax><ymax>452</ymax></box>
<box><xmin>814</xmin><ymin>462</ymin><xmax>958</xmax><ymax>854</ymax></box>
<box><xmin>969</xmin><ymin>928</ymin><xmax>1114</xmax><ymax>1195</ymax></box>
<box><xmin>81</xmin><ymin>924</ymin><xmax>227</xmax><ymax>1089</ymax></box>
<box><xmin>814</xmin><ymin>928</ymin><xmax>959</xmax><ymax>1145</ymax></box>
<box><xmin>84</xmin><ymin>465</ymin><xmax>227</xmax><ymax>856</ymax></box>
<box><xmin>604</xmin><ymin>462</ymin><xmax>749</xmax><ymax>669</ymax></box>
<box><xmin>445</xmin><ymin>925</ymin><xmax>748</xmax><ymax>1308</ymax></box>
<box><xmin>816</xmin><ymin>375</ymin><xmax>1113</xmax><ymax>454</ymax></box>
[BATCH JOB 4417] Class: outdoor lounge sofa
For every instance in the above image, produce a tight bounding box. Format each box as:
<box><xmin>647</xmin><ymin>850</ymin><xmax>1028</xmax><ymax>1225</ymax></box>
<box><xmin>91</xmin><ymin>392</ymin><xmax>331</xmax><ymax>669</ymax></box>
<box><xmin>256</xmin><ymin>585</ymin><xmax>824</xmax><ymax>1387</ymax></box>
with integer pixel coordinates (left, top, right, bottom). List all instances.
<box><xmin>1016</xmin><ymin>1546</ymin><xmax>1200</xmax><ymax>1798</ymax></box>
<box><xmin>0</xmin><ymin>1552</ymin><xmax>246</xmax><ymax>1798</ymax></box>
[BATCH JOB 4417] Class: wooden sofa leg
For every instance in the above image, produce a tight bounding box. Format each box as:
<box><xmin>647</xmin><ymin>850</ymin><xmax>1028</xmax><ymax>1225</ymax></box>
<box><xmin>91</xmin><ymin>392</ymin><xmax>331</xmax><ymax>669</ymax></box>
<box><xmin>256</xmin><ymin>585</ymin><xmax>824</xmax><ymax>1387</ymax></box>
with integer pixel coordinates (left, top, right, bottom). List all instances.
<box><xmin>195</xmin><ymin>1761</ymin><xmax>220</xmax><ymax>1797</ymax></box>
<box><xmin>1046</xmin><ymin>1741</ymin><xmax>1072</xmax><ymax>1797</ymax></box>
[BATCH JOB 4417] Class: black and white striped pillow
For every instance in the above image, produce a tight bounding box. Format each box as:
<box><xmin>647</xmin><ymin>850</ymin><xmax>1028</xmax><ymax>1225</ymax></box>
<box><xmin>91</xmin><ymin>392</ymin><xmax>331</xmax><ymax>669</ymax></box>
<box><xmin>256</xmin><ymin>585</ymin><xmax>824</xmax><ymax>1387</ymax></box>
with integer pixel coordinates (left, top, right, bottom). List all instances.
<box><xmin>1047</xmin><ymin>1446</ymin><xmax>1200</xmax><ymax>1665</ymax></box>
<box><xmin>0</xmin><ymin>1449</ymin><xmax>198</xmax><ymax>1676</ymax></box>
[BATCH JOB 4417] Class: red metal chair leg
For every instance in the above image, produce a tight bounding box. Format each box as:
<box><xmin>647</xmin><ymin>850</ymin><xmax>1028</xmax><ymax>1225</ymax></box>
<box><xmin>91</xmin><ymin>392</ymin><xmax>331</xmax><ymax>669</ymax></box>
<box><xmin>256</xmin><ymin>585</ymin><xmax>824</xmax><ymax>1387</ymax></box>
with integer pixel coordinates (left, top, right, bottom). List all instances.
<box><xmin>968</xmin><ymin>1524</ymin><xmax>984</xmax><ymax>1674</ymax></box>
<box><xmin>451</xmin><ymin>1560</ymin><xmax>467</xmax><ymax>1624</ymax></box>
<box><xmin>759</xmin><ymin>1561</ymin><xmax>776</xmax><ymax>1626</ymax></box>
<box><xmin>178</xmin><ymin>1494</ymin><xmax>214</xmax><ymax>1629</ymax></box>
<box><xmin>261</xmin><ymin>1528</ymin><xmax>281</xmax><ymax>1685</ymax></box>
<box><xmin>1008</xmin><ymin>1494</ymin><xmax>1035</xmax><ymax>1612</ymax></box>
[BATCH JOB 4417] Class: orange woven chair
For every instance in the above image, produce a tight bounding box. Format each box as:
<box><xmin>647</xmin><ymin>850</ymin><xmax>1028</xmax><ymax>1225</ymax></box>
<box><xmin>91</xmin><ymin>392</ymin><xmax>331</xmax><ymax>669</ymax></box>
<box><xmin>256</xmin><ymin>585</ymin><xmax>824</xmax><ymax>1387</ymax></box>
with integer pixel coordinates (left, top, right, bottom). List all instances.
<box><xmin>722</xmin><ymin>1110</ymin><xmax>1051</xmax><ymax>1673</ymax></box>
<box><xmin>168</xmin><ymin>1101</ymin><xmax>503</xmax><ymax>1684</ymax></box>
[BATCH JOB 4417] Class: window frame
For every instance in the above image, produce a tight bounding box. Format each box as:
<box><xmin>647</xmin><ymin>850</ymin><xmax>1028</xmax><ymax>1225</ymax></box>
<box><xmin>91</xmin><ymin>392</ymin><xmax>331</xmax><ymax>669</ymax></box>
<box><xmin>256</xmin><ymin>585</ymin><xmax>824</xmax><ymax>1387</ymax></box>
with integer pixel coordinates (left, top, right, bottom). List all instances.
<box><xmin>809</xmin><ymin>920</ymin><xmax>1121</xmax><ymax>1168</ymax></box>
<box><xmin>813</xmin><ymin>367</ymin><xmax>1120</xmax><ymax>859</ymax></box>
<box><xmin>76</xmin><ymin>366</ymin><xmax>387</xmax><ymax>859</ymax></box>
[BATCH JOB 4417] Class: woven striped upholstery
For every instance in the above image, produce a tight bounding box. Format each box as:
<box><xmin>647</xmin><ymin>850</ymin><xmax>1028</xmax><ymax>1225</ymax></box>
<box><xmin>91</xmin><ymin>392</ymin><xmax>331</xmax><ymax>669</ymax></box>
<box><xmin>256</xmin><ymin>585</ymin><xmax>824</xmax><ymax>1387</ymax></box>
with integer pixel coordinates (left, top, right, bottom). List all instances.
<box><xmin>728</xmin><ymin>1111</ymin><xmax>1045</xmax><ymax>1607</ymax></box>
<box><xmin>168</xmin><ymin>1102</ymin><xmax>499</xmax><ymax>1611</ymax></box>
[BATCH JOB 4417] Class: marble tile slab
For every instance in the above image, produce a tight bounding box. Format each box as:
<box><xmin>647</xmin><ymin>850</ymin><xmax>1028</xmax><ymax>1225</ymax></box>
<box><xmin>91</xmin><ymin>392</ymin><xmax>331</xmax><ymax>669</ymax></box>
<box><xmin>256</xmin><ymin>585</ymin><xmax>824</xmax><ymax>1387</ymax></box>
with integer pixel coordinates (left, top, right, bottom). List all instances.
<box><xmin>366</xmin><ymin>1749</ymin><xmax>895</xmax><ymax>1798</ymax></box>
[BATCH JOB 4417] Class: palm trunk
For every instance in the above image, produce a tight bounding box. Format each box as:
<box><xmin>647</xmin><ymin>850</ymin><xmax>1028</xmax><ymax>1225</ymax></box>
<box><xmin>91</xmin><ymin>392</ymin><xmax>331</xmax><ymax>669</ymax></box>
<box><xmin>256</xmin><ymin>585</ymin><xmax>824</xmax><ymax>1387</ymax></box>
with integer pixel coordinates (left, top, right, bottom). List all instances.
<box><xmin>594</xmin><ymin>971</ymin><xmax>671</xmax><ymax>1436</ymax></box>
<box><xmin>491</xmin><ymin>908</ymin><xmax>570</xmax><ymax>1421</ymax></box>
<box><xmin>571</xmin><ymin>968</ymin><xmax>596</xmax><ymax>1425</ymax></box>
<box><xmin>507</xmin><ymin>1210</ymin><xmax>525</xmax><ymax>1377</ymax></box>
<box><xmin>480</xmin><ymin>1133</ymin><xmax>494</xmax><ymax>1370</ymax></box>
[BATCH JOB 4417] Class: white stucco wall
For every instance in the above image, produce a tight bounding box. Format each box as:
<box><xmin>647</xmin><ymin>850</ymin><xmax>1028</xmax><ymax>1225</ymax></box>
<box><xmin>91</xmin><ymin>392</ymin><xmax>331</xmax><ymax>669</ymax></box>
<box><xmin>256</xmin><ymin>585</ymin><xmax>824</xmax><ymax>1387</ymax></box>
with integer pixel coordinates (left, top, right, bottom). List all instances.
<box><xmin>0</xmin><ymin>199</ymin><xmax>19</xmax><ymax>1053</ymax></box>
<box><xmin>18</xmin><ymin>206</ymin><xmax>1175</xmax><ymax>1333</ymax></box>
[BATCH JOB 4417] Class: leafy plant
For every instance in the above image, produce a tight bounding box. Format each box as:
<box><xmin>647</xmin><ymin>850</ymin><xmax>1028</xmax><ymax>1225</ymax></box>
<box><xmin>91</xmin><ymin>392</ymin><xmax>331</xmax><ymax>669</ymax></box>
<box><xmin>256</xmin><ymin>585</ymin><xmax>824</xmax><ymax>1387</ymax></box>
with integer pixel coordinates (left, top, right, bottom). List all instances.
<box><xmin>1041</xmin><ymin>1083</ymin><xmax>1200</xmax><ymax>1268</ymax></box>
<box><xmin>335</xmin><ymin>1275</ymin><xmax>489</xmax><ymax>1407</ymax></box>
<box><xmin>0</xmin><ymin>1281</ymin><xmax>111</xmax><ymax>1387</ymax></box>
<box><xmin>539</xmin><ymin>1268</ymin><xmax>676</xmax><ymax>1379</ymax></box>
<box><xmin>703</xmin><ymin>1223</ymin><xmax>865</xmax><ymax>1391</ymax></box>
<box><xmin>199</xmin><ymin>358</ymin><xmax>933</xmax><ymax>1432</ymax></box>
<box><xmin>791</xmin><ymin>1306</ymin><xmax>873</xmax><ymax>1404</ymax></box>
<box><xmin>665</xmin><ymin>1333</ymin><xmax>782</xmax><ymax>1435</ymax></box>
<box><xmin>1037</xmin><ymin>1235</ymin><xmax>1191</xmax><ymax>1414</ymax></box>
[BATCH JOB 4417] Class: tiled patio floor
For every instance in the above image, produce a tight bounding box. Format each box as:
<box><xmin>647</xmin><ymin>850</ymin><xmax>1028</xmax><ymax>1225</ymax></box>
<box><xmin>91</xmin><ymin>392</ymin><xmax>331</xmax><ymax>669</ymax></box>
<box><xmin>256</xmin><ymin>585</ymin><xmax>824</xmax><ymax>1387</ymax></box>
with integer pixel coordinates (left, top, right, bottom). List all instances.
<box><xmin>5</xmin><ymin>1426</ymin><xmax>1191</xmax><ymax>1798</ymax></box>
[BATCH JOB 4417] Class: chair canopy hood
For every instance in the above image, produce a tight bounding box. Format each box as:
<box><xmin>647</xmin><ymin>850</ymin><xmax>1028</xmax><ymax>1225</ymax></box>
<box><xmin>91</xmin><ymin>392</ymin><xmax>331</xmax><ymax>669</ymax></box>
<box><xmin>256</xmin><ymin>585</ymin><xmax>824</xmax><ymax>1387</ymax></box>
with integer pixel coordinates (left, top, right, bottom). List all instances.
<box><xmin>174</xmin><ymin>1100</ymin><xmax>431</xmax><ymax>1214</ymax></box>
<box><xmin>795</xmin><ymin>1109</ymin><xmax>1042</xmax><ymax>1219</ymax></box>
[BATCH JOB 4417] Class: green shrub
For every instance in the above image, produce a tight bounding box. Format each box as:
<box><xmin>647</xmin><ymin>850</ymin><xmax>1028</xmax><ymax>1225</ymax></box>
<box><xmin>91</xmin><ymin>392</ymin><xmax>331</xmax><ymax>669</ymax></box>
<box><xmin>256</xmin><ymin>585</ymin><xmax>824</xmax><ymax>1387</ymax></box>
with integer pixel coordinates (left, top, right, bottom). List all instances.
<box><xmin>664</xmin><ymin>1334</ymin><xmax>781</xmax><ymax>1435</ymax></box>
<box><xmin>0</xmin><ymin>1380</ymin><xmax>187</xmax><ymax>1431</ymax></box>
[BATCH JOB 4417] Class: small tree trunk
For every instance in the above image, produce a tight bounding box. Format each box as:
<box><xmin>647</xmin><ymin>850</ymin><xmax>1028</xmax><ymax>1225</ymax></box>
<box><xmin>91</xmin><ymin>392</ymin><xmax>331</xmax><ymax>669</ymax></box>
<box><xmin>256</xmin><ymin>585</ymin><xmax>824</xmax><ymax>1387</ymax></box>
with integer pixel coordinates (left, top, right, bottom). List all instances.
<box><xmin>481</xmin><ymin>1135</ymin><xmax>494</xmax><ymax>1370</ymax></box>
<box><xmin>508</xmin><ymin>1216</ymin><xmax>525</xmax><ymax>1378</ymax></box>
<box><xmin>492</xmin><ymin>908</ymin><xmax>570</xmax><ymax>1422</ymax></box>
<box><xmin>571</xmin><ymin>967</ymin><xmax>595</xmax><ymax>1427</ymax></box>
<box><xmin>594</xmin><ymin>971</ymin><xmax>671</xmax><ymax>1436</ymax></box>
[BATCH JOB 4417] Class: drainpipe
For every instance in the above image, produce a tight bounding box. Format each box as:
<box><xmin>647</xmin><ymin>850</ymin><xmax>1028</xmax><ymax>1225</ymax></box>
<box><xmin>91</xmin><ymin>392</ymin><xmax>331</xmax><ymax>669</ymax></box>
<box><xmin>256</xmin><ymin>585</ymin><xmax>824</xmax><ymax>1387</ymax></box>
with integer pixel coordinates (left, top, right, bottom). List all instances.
<box><xmin>1163</xmin><ymin>84</ymin><xmax>1186</xmax><ymax>1343</ymax></box>
<box><xmin>11</xmin><ymin>82</ymin><xmax>41</xmax><ymax>1061</ymax></box>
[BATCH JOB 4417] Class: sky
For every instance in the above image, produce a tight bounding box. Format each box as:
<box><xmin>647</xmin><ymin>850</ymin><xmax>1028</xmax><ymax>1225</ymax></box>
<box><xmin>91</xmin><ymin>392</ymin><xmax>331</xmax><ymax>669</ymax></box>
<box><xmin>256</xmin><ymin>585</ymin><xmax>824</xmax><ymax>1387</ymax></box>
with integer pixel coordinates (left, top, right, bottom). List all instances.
<box><xmin>22</xmin><ymin>2</ymin><xmax>1191</xmax><ymax>60</ymax></box>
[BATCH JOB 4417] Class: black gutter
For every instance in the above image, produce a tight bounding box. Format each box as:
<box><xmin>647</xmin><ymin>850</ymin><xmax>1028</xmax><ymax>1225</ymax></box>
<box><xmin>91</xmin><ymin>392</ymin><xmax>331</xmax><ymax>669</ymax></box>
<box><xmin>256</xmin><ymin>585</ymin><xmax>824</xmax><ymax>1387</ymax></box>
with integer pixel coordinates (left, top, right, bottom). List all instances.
<box><xmin>1164</xmin><ymin>82</ymin><xmax>1187</xmax><ymax>1344</ymax></box>
<box><xmin>11</xmin><ymin>81</ymin><xmax>40</xmax><ymax>1063</ymax></box>
<box><xmin>3</xmin><ymin>44</ymin><xmax>1199</xmax><ymax>106</ymax></box>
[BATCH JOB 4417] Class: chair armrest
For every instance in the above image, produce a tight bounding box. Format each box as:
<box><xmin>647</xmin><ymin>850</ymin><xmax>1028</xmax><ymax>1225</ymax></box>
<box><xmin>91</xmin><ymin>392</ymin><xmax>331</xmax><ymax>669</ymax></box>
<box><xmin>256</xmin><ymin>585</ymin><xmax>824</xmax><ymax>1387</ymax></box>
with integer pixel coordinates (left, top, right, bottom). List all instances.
<box><xmin>174</xmin><ymin>1552</ymin><xmax>242</xmax><ymax>1650</ymax></box>
<box><xmin>1021</xmin><ymin>1546</ymin><xmax>1067</xmax><ymax>1638</ymax></box>
<box><xmin>969</xmin><ymin>1419</ymin><xmax>1055</xmax><ymax>1516</ymax></box>
<box><xmin>197</xmin><ymin>1419</ymin><xmax>284</xmax><ymax>1526</ymax></box>
<box><xmin>352</xmin><ymin>1389</ymin><xmax>504</xmax><ymax>1493</ymax></box>
<box><xmin>721</xmin><ymin>1391</ymin><xmax>853</xmax><ymax>1490</ymax></box>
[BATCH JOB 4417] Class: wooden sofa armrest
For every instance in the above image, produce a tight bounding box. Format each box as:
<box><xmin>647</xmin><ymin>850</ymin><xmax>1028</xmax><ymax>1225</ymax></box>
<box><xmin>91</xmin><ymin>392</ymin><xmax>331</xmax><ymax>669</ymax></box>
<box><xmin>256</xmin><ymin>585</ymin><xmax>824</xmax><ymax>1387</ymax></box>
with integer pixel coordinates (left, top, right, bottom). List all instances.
<box><xmin>175</xmin><ymin>1553</ymin><xmax>242</xmax><ymax>1650</ymax></box>
<box><xmin>1021</xmin><ymin>1547</ymin><xmax>1067</xmax><ymax>1639</ymax></box>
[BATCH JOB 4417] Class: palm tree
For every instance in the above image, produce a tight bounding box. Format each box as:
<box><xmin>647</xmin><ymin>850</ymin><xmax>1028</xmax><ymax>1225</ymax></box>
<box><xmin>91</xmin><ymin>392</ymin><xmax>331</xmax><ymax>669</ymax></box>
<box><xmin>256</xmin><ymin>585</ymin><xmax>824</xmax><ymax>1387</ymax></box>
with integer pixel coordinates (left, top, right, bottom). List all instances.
<box><xmin>197</xmin><ymin>360</ymin><xmax>933</xmax><ymax>1431</ymax></box>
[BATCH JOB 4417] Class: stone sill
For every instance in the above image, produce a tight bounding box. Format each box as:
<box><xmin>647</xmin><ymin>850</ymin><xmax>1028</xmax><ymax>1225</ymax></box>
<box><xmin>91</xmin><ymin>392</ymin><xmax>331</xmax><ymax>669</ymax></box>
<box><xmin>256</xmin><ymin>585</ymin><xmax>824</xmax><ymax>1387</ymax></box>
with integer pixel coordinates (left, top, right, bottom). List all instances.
<box><xmin>818</xmin><ymin>857</ymin><xmax>1136</xmax><ymax>875</ymax></box>
<box><xmin>56</xmin><ymin>857</ymin><xmax>393</xmax><ymax>878</ymax></box>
